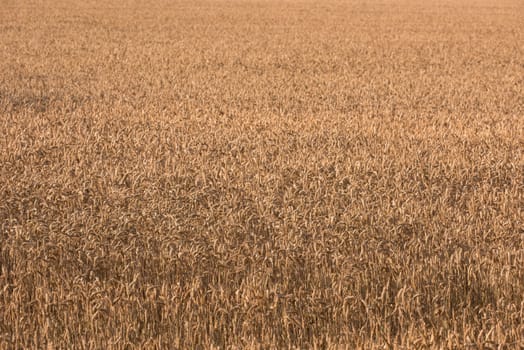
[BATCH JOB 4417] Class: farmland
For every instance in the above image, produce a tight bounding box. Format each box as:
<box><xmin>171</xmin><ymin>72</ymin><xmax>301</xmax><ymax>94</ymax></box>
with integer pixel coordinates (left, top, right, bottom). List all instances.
<box><xmin>0</xmin><ymin>0</ymin><xmax>523</xmax><ymax>348</ymax></box>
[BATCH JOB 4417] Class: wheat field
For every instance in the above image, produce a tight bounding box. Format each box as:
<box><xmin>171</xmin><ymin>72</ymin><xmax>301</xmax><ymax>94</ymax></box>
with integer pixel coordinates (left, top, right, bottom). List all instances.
<box><xmin>1</xmin><ymin>0</ymin><xmax>523</xmax><ymax>348</ymax></box>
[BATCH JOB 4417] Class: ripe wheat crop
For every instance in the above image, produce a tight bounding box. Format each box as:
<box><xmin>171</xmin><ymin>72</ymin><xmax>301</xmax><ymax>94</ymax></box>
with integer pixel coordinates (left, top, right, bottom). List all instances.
<box><xmin>1</xmin><ymin>0</ymin><xmax>523</xmax><ymax>348</ymax></box>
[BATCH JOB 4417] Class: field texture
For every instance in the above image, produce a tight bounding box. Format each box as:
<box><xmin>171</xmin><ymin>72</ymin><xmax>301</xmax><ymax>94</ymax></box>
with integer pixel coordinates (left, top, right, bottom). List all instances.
<box><xmin>1</xmin><ymin>0</ymin><xmax>523</xmax><ymax>348</ymax></box>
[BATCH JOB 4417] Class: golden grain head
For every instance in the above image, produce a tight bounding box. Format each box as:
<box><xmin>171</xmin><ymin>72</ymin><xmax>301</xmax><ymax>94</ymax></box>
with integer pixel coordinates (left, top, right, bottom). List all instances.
<box><xmin>0</xmin><ymin>0</ymin><xmax>523</xmax><ymax>348</ymax></box>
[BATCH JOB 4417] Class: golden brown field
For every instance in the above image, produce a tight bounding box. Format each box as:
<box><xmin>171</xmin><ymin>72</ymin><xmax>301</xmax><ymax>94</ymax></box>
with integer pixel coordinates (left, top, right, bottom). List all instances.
<box><xmin>1</xmin><ymin>0</ymin><xmax>523</xmax><ymax>348</ymax></box>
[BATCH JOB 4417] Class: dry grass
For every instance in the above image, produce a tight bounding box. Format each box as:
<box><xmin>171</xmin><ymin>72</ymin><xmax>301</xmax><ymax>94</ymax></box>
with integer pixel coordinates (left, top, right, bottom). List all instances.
<box><xmin>1</xmin><ymin>0</ymin><xmax>523</xmax><ymax>348</ymax></box>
